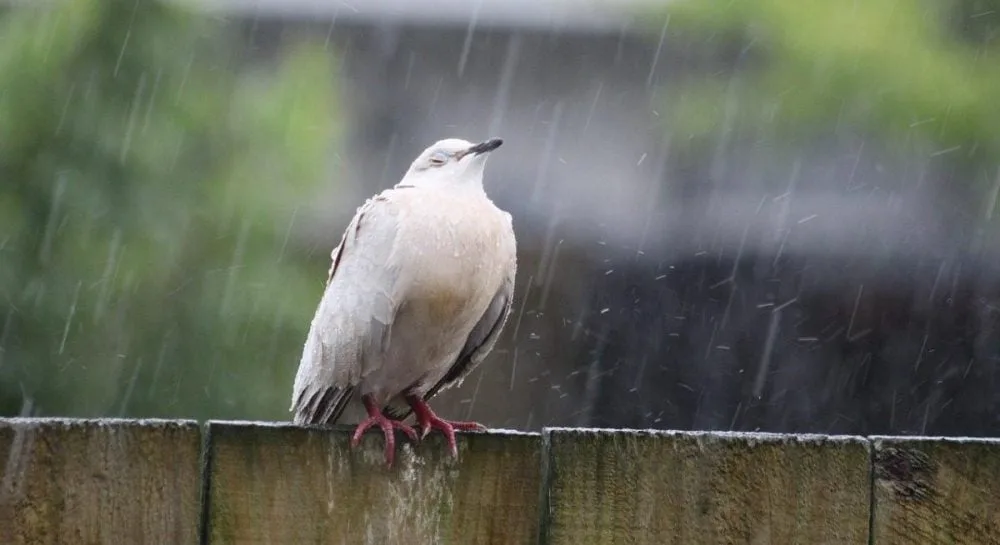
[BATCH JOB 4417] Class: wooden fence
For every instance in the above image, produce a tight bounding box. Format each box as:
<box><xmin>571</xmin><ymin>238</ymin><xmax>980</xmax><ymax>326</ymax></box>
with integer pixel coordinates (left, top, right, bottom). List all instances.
<box><xmin>1</xmin><ymin>418</ymin><xmax>998</xmax><ymax>544</ymax></box>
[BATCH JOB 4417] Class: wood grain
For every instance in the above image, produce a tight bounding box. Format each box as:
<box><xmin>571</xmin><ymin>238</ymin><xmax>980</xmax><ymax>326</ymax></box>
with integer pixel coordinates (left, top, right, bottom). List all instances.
<box><xmin>541</xmin><ymin>428</ymin><xmax>871</xmax><ymax>545</ymax></box>
<box><xmin>205</xmin><ymin>421</ymin><xmax>542</xmax><ymax>545</ymax></box>
<box><xmin>0</xmin><ymin>418</ymin><xmax>202</xmax><ymax>545</ymax></box>
<box><xmin>871</xmin><ymin>436</ymin><xmax>1000</xmax><ymax>544</ymax></box>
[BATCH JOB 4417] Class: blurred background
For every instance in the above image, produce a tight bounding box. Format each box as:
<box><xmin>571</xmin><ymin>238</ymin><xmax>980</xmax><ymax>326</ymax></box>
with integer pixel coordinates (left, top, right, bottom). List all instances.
<box><xmin>2</xmin><ymin>0</ymin><xmax>1000</xmax><ymax>437</ymax></box>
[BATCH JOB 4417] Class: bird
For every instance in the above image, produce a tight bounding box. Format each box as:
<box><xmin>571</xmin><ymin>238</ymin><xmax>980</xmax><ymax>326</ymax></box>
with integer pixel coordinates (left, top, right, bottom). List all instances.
<box><xmin>290</xmin><ymin>137</ymin><xmax>516</xmax><ymax>467</ymax></box>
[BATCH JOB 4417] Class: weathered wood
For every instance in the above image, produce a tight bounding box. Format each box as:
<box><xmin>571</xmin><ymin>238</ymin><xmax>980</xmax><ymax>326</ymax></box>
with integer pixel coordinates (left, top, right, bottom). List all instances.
<box><xmin>871</xmin><ymin>436</ymin><xmax>1000</xmax><ymax>544</ymax></box>
<box><xmin>0</xmin><ymin>418</ymin><xmax>202</xmax><ymax>545</ymax></box>
<box><xmin>7</xmin><ymin>417</ymin><xmax>1000</xmax><ymax>544</ymax></box>
<box><xmin>541</xmin><ymin>428</ymin><xmax>871</xmax><ymax>544</ymax></box>
<box><xmin>205</xmin><ymin>421</ymin><xmax>542</xmax><ymax>545</ymax></box>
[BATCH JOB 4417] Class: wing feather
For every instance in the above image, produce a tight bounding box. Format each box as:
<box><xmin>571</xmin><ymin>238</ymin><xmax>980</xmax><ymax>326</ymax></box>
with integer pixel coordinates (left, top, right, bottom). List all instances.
<box><xmin>290</xmin><ymin>191</ymin><xmax>403</xmax><ymax>425</ymax></box>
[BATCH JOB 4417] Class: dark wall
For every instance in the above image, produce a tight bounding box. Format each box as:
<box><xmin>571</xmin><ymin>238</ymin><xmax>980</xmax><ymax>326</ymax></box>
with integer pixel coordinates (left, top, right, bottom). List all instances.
<box><xmin>581</xmin><ymin>246</ymin><xmax>1000</xmax><ymax>436</ymax></box>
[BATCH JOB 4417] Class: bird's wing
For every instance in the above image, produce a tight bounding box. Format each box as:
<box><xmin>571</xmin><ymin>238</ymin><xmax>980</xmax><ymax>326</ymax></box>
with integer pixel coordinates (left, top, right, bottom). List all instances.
<box><xmin>429</xmin><ymin>272</ymin><xmax>515</xmax><ymax>398</ymax></box>
<box><xmin>290</xmin><ymin>189</ymin><xmax>407</xmax><ymax>425</ymax></box>
<box><xmin>385</xmin><ymin>261</ymin><xmax>516</xmax><ymax>420</ymax></box>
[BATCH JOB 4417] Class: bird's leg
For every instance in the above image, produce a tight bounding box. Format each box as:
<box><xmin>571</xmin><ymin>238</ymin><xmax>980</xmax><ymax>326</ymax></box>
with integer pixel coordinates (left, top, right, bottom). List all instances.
<box><xmin>350</xmin><ymin>394</ymin><xmax>419</xmax><ymax>468</ymax></box>
<box><xmin>405</xmin><ymin>394</ymin><xmax>487</xmax><ymax>458</ymax></box>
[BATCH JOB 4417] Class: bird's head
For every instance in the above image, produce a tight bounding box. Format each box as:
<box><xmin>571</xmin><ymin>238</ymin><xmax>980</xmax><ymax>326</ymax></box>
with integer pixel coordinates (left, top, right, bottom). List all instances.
<box><xmin>399</xmin><ymin>137</ymin><xmax>503</xmax><ymax>188</ymax></box>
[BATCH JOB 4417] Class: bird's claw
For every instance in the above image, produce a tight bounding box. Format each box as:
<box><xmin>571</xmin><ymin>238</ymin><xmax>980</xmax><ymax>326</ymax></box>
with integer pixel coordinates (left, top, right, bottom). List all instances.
<box><xmin>407</xmin><ymin>395</ymin><xmax>486</xmax><ymax>458</ymax></box>
<box><xmin>422</xmin><ymin>417</ymin><xmax>485</xmax><ymax>457</ymax></box>
<box><xmin>352</xmin><ymin>395</ymin><xmax>418</xmax><ymax>468</ymax></box>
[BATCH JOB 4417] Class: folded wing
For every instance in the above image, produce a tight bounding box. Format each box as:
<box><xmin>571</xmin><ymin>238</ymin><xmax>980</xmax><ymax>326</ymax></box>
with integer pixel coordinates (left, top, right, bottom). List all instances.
<box><xmin>290</xmin><ymin>191</ymin><xmax>405</xmax><ymax>425</ymax></box>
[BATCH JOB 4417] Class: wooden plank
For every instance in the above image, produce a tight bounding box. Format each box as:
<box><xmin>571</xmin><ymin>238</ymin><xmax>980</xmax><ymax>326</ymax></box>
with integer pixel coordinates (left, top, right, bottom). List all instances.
<box><xmin>0</xmin><ymin>418</ymin><xmax>202</xmax><ymax>545</ymax></box>
<box><xmin>541</xmin><ymin>428</ymin><xmax>871</xmax><ymax>544</ymax></box>
<box><xmin>871</xmin><ymin>436</ymin><xmax>1000</xmax><ymax>544</ymax></box>
<box><xmin>205</xmin><ymin>421</ymin><xmax>542</xmax><ymax>545</ymax></box>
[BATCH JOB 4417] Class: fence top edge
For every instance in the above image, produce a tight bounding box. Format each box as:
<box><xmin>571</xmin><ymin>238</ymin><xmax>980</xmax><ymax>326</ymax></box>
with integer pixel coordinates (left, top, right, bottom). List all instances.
<box><xmin>869</xmin><ymin>434</ymin><xmax>1000</xmax><ymax>445</ymax></box>
<box><xmin>205</xmin><ymin>419</ymin><xmax>542</xmax><ymax>438</ymax></box>
<box><xmin>3</xmin><ymin>419</ymin><xmax>999</xmax><ymax>445</ymax></box>
<box><xmin>543</xmin><ymin>427</ymin><xmax>872</xmax><ymax>444</ymax></box>
<box><xmin>0</xmin><ymin>417</ymin><xmax>200</xmax><ymax>429</ymax></box>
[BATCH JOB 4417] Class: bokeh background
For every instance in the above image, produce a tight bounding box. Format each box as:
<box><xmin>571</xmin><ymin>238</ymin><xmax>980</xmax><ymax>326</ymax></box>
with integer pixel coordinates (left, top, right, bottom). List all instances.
<box><xmin>3</xmin><ymin>0</ymin><xmax>1000</xmax><ymax>437</ymax></box>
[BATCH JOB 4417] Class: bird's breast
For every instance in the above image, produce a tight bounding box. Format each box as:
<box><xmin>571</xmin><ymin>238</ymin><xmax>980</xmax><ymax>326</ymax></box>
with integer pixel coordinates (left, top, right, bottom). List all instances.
<box><xmin>416</xmin><ymin>283</ymin><xmax>477</xmax><ymax>324</ymax></box>
<box><xmin>398</xmin><ymin>212</ymin><xmax>509</xmax><ymax>317</ymax></box>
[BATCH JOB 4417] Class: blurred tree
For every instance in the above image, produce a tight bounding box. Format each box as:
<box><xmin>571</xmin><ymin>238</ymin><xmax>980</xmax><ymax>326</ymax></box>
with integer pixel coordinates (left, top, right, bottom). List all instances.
<box><xmin>658</xmin><ymin>0</ymin><xmax>1000</xmax><ymax>212</ymax></box>
<box><xmin>0</xmin><ymin>0</ymin><xmax>340</xmax><ymax>420</ymax></box>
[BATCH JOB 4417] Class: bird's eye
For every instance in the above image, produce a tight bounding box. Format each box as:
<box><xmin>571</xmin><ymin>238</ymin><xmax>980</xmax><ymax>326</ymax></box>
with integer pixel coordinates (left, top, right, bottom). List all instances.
<box><xmin>429</xmin><ymin>151</ymin><xmax>449</xmax><ymax>166</ymax></box>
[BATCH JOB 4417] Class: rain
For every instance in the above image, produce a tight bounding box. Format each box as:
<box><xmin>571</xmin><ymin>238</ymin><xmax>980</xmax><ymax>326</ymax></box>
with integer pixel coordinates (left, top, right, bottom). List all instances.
<box><xmin>1</xmin><ymin>0</ymin><xmax>1000</xmax><ymax>481</ymax></box>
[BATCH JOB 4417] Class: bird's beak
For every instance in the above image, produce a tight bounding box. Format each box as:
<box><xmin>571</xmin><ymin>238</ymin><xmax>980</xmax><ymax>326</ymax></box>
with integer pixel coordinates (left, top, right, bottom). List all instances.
<box><xmin>458</xmin><ymin>138</ymin><xmax>503</xmax><ymax>160</ymax></box>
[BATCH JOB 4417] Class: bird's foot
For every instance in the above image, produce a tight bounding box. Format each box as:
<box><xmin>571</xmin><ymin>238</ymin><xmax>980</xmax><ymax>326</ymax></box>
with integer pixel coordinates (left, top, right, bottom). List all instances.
<box><xmin>406</xmin><ymin>395</ymin><xmax>486</xmax><ymax>458</ymax></box>
<box><xmin>351</xmin><ymin>394</ymin><xmax>419</xmax><ymax>468</ymax></box>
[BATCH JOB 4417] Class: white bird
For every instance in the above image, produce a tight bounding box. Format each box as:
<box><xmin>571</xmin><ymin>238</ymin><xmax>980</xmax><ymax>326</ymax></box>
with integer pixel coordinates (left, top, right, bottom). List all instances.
<box><xmin>290</xmin><ymin>137</ymin><xmax>516</xmax><ymax>467</ymax></box>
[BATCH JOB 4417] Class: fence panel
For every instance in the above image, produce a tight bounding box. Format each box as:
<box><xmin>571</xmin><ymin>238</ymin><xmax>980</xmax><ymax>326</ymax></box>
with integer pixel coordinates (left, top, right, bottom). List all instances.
<box><xmin>204</xmin><ymin>421</ymin><xmax>542</xmax><ymax>545</ymax></box>
<box><xmin>540</xmin><ymin>428</ymin><xmax>872</xmax><ymax>545</ymax></box>
<box><xmin>0</xmin><ymin>418</ymin><xmax>202</xmax><ymax>545</ymax></box>
<box><xmin>871</xmin><ymin>436</ymin><xmax>1000</xmax><ymax>544</ymax></box>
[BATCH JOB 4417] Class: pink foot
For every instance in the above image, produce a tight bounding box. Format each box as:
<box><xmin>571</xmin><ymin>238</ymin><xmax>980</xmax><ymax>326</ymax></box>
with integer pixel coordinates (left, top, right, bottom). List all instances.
<box><xmin>351</xmin><ymin>394</ymin><xmax>418</xmax><ymax>468</ymax></box>
<box><xmin>406</xmin><ymin>395</ymin><xmax>486</xmax><ymax>458</ymax></box>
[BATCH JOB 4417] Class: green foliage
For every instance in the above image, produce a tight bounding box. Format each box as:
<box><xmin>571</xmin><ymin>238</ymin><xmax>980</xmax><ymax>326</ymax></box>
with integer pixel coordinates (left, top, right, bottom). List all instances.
<box><xmin>656</xmin><ymin>0</ymin><xmax>1000</xmax><ymax>177</ymax></box>
<box><xmin>0</xmin><ymin>0</ymin><xmax>340</xmax><ymax>419</ymax></box>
